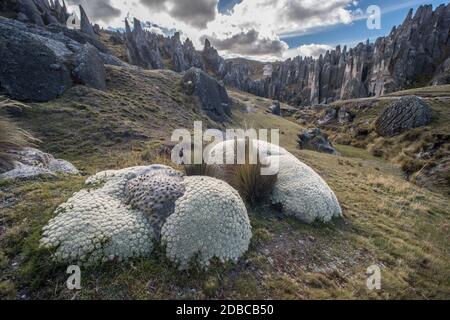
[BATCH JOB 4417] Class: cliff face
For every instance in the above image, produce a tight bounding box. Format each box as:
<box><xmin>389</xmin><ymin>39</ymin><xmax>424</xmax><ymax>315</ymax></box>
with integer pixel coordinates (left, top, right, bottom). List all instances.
<box><xmin>123</xmin><ymin>4</ymin><xmax>450</xmax><ymax>106</ymax></box>
<box><xmin>216</xmin><ymin>4</ymin><xmax>450</xmax><ymax>106</ymax></box>
<box><xmin>124</xmin><ymin>18</ymin><xmax>204</xmax><ymax>72</ymax></box>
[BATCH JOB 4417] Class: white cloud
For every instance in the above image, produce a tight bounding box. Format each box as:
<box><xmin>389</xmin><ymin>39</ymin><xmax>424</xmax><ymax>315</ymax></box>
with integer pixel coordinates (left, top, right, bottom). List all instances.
<box><xmin>303</xmin><ymin>44</ymin><xmax>334</xmax><ymax>57</ymax></box>
<box><xmin>81</xmin><ymin>0</ymin><xmax>358</xmax><ymax>60</ymax></box>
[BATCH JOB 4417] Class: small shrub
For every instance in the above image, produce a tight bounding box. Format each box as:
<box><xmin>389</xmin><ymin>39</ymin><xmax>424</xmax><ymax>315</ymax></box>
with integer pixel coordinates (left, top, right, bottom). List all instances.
<box><xmin>0</xmin><ymin>113</ymin><xmax>34</xmax><ymax>173</ymax></box>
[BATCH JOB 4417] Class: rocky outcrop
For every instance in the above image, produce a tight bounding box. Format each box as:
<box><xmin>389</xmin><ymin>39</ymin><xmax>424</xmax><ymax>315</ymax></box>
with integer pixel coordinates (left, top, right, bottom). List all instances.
<box><xmin>72</xmin><ymin>44</ymin><xmax>107</xmax><ymax>90</ymax></box>
<box><xmin>78</xmin><ymin>4</ymin><xmax>95</xmax><ymax>36</ymax></box>
<box><xmin>431</xmin><ymin>57</ymin><xmax>450</xmax><ymax>85</ymax></box>
<box><xmin>216</xmin><ymin>4</ymin><xmax>450</xmax><ymax>106</ymax></box>
<box><xmin>0</xmin><ymin>18</ymin><xmax>73</xmax><ymax>101</ymax></box>
<box><xmin>182</xmin><ymin>68</ymin><xmax>231</xmax><ymax>122</ymax></box>
<box><xmin>124</xmin><ymin>18</ymin><xmax>204</xmax><ymax>72</ymax></box>
<box><xmin>124</xmin><ymin>18</ymin><xmax>164</xmax><ymax>69</ymax></box>
<box><xmin>375</xmin><ymin>96</ymin><xmax>432</xmax><ymax>137</ymax></box>
<box><xmin>298</xmin><ymin>128</ymin><xmax>338</xmax><ymax>155</ymax></box>
<box><xmin>268</xmin><ymin>100</ymin><xmax>281</xmax><ymax>116</ymax></box>
<box><xmin>318</xmin><ymin>106</ymin><xmax>354</xmax><ymax>125</ymax></box>
<box><xmin>0</xmin><ymin>147</ymin><xmax>79</xmax><ymax>180</ymax></box>
<box><xmin>0</xmin><ymin>16</ymin><xmax>119</xmax><ymax>101</ymax></box>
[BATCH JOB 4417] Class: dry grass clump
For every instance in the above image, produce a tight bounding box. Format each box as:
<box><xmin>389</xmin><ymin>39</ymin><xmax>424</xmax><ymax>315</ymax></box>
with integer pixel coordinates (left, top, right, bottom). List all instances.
<box><xmin>225</xmin><ymin>162</ymin><xmax>278</xmax><ymax>207</ymax></box>
<box><xmin>0</xmin><ymin>98</ymin><xmax>34</xmax><ymax>173</ymax></box>
<box><xmin>183</xmin><ymin>163</ymin><xmax>218</xmax><ymax>177</ymax></box>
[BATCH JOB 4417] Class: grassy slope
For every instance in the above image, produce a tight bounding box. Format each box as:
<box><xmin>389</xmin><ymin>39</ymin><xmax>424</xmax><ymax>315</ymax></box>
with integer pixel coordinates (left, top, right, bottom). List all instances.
<box><xmin>289</xmin><ymin>85</ymin><xmax>450</xmax><ymax>195</ymax></box>
<box><xmin>0</xmin><ymin>68</ymin><xmax>449</xmax><ymax>299</ymax></box>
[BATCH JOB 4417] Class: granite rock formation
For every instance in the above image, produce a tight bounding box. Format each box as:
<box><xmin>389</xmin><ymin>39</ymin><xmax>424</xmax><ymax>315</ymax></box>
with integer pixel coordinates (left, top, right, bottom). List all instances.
<box><xmin>0</xmin><ymin>16</ymin><xmax>119</xmax><ymax>101</ymax></box>
<box><xmin>182</xmin><ymin>68</ymin><xmax>231</xmax><ymax>122</ymax></box>
<box><xmin>124</xmin><ymin>18</ymin><xmax>204</xmax><ymax>72</ymax></box>
<box><xmin>268</xmin><ymin>100</ymin><xmax>282</xmax><ymax>116</ymax></box>
<box><xmin>218</xmin><ymin>4</ymin><xmax>450</xmax><ymax>106</ymax></box>
<box><xmin>122</xmin><ymin>5</ymin><xmax>450</xmax><ymax>107</ymax></box>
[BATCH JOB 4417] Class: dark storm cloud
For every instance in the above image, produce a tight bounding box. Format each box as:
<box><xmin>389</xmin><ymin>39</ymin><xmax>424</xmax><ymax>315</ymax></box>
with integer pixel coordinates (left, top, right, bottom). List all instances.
<box><xmin>140</xmin><ymin>0</ymin><xmax>218</xmax><ymax>29</ymax></box>
<box><xmin>66</xmin><ymin>0</ymin><xmax>121</xmax><ymax>23</ymax></box>
<box><xmin>202</xmin><ymin>29</ymin><xmax>287</xmax><ymax>56</ymax></box>
<box><xmin>284</xmin><ymin>0</ymin><xmax>351</xmax><ymax>22</ymax></box>
<box><xmin>139</xmin><ymin>0</ymin><xmax>167</xmax><ymax>11</ymax></box>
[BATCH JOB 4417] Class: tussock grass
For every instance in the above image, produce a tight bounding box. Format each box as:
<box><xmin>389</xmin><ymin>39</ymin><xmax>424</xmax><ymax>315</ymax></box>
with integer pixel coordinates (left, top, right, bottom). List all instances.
<box><xmin>226</xmin><ymin>162</ymin><xmax>277</xmax><ymax>207</ymax></box>
<box><xmin>183</xmin><ymin>163</ymin><xmax>218</xmax><ymax>177</ymax></box>
<box><xmin>0</xmin><ymin>98</ymin><xmax>35</xmax><ymax>173</ymax></box>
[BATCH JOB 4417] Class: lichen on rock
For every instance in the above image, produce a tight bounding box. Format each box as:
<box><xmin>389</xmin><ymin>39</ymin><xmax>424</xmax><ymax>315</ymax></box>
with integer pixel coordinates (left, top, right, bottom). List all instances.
<box><xmin>161</xmin><ymin>176</ymin><xmax>252</xmax><ymax>270</ymax></box>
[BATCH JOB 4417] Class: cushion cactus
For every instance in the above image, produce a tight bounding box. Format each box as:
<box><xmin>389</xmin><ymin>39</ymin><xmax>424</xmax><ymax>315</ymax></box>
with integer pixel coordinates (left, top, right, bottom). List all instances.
<box><xmin>208</xmin><ymin>139</ymin><xmax>342</xmax><ymax>223</ymax></box>
<box><xmin>41</xmin><ymin>165</ymin><xmax>252</xmax><ymax>269</ymax></box>
<box><xmin>161</xmin><ymin>176</ymin><xmax>252</xmax><ymax>270</ymax></box>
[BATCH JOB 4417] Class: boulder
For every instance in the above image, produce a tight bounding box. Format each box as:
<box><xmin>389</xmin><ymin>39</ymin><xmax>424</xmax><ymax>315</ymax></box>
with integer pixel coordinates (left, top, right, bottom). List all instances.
<box><xmin>298</xmin><ymin>128</ymin><xmax>339</xmax><ymax>155</ymax></box>
<box><xmin>182</xmin><ymin>68</ymin><xmax>231</xmax><ymax>122</ymax></box>
<box><xmin>0</xmin><ymin>17</ymin><xmax>120</xmax><ymax>101</ymax></box>
<box><xmin>318</xmin><ymin>107</ymin><xmax>337</xmax><ymax>125</ymax></box>
<box><xmin>268</xmin><ymin>100</ymin><xmax>281</xmax><ymax>116</ymax></box>
<box><xmin>337</xmin><ymin>106</ymin><xmax>354</xmax><ymax>124</ymax></box>
<box><xmin>72</xmin><ymin>44</ymin><xmax>107</xmax><ymax>90</ymax></box>
<box><xmin>375</xmin><ymin>96</ymin><xmax>432</xmax><ymax>137</ymax></box>
<box><xmin>0</xmin><ymin>148</ymin><xmax>79</xmax><ymax>180</ymax></box>
<box><xmin>0</xmin><ymin>20</ymin><xmax>73</xmax><ymax>101</ymax></box>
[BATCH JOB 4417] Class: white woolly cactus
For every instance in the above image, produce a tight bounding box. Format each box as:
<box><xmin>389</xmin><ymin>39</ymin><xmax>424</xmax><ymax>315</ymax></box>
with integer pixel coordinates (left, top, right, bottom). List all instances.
<box><xmin>161</xmin><ymin>176</ymin><xmax>252</xmax><ymax>270</ymax></box>
<box><xmin>208</xmin><ymin>140</ymin><xmax>342</xmax><ymax>224</ymax></box>
<box><xmin>40</xmin><ymin>165</ymin><xmax>252</xmax><ymax>269</ymax></box>
<box><xmin>40</xmin><ymin>190</ymin><xmax>155</xmax><ymax>263</ymax></box>
<box><xmin>271</xmin><ymin>153</ymin><xmax>342</xmax><ymax>223</ymax></box>
<box><xmin>39</xmin><ymin>165</ymin><xmax>177</xmax><ymax>263</ymax></box>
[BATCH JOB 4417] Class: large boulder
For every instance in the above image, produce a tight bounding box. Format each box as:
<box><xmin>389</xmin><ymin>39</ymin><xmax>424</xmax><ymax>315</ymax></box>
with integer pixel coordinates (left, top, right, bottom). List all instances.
<box><xmin>298</xmin><ymin>128</ymin><xmax>339</xmax><ymax>155</ymax></box>
<box><xmin>72</xmin><ymin>44</ymin><xmax>107</xmax><ymax>90</ymax></box>
<box><xmin>375</xmin><ymin>96</ymin><xmax>432</xmax><ymax>137</ymax></box>
<box><xmin>0</xmin><ymin>20</ymin><xmax>73</xmax><ymax>101</ymax></box>
<box><xmin>0</xmin><ymin>17</ymin><xmax>115</xmax><ymax>101</ymax></box>
<box><xmin>268</xmin><ymin>100</ymin><xmax>282</xmax><ymax>116</ymax></box>
<box><xmin>182</xmin><ymin>67</ymin><xmax>231</xmax><ymax>122</ymax></box>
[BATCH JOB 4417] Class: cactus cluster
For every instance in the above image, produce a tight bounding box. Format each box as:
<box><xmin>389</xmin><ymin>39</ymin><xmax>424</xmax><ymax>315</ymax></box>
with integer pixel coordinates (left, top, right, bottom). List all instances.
<box><xmin>40</xmin><ymin>165</ymin><xmax>252</xmax><ymax>269</ymax></box>
<box><xmin>162</xmin><ymin>176</ymin><xmax>252</xmax><ymax>270</ymax></box>
<box><xmin>209</xmin><ymin>140</ymin><xmax>342</xmax><ymax>223</ymax></box>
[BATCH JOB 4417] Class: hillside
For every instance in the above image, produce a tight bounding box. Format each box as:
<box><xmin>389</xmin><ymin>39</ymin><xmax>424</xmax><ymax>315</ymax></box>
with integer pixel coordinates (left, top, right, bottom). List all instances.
<box><xmin>287</xmin><ymin>85</ymin><xmax>450</xmax><ymax>195</ymax></box>
<box><xmin>0</xmin><ymin>67</ymin><xmax>449</xmax><ymax>299</ymax></box>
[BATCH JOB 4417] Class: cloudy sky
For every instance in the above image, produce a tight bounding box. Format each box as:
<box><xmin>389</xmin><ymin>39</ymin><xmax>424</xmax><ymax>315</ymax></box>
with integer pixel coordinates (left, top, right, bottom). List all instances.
<box><xmin>66</xmin><ymin>0</ymin><xmax>448</xmax><ymax>61</ymax></box>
